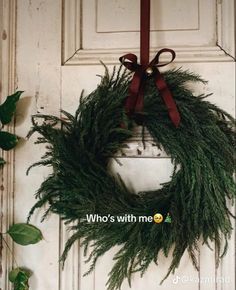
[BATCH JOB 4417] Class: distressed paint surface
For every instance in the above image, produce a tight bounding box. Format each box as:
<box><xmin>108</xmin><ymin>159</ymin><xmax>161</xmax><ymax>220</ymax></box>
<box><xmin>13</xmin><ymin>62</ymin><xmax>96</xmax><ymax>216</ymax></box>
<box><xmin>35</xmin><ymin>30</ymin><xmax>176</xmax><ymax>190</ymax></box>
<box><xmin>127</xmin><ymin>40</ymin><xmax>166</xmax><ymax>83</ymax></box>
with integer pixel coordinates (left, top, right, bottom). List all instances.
<box><xmin>14</xmin><ymin>0</ymin><xmax>61</xmax><ymax>289</ymax></box>
<box><xmin>11</xmin><ymin>1</ymin><xmax>236</xmax><ymax>290</ymax></box>
<box><xmin>0</xmin><ymin>1</ymin><xmax>17</xmax><ymax>290</ymax></box>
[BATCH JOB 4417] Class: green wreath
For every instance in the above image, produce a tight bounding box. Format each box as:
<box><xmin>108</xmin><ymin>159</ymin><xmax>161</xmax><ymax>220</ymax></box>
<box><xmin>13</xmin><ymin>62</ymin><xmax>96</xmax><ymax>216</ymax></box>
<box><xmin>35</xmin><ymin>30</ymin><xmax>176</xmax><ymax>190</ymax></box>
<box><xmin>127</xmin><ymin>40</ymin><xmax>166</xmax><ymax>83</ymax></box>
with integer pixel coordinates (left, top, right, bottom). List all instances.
<box><xmin>27</xmin><ymin>65</ymin><xmax>236</xmax><ymax>290</ymax></box>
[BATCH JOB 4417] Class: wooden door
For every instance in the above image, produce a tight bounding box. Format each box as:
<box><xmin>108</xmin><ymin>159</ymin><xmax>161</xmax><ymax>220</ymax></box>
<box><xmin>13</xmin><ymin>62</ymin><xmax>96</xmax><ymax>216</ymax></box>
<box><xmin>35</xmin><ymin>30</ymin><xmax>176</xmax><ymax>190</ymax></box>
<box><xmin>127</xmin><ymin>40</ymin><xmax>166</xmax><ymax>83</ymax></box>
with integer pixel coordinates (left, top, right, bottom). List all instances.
<box><xmin>1</xmin><ymin>0</ymin><xmax>235</xmax><ymax>290</ymax></box>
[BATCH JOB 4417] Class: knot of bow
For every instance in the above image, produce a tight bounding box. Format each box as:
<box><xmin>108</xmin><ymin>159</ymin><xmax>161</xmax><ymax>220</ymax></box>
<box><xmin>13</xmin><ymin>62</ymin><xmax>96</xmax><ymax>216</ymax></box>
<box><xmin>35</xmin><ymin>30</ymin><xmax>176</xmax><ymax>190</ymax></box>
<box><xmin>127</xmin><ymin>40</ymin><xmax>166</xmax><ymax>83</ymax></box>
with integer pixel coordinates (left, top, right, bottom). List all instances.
<box><xmin>119</xmin><ymin>48</ymin><xmax>180</xmax><ymax>127</ymax></box>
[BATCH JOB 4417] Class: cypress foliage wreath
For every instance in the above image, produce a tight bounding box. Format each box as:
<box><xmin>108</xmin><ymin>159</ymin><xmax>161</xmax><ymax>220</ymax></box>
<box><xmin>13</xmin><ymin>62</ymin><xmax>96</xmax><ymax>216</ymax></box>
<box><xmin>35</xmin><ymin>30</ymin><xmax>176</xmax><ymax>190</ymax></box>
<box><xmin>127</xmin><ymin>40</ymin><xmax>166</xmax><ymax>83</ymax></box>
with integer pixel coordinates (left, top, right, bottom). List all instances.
<box><xmin>27</xmin><ymin>65</ymin><xmax>236</xmax><ymax>290</ymax></box>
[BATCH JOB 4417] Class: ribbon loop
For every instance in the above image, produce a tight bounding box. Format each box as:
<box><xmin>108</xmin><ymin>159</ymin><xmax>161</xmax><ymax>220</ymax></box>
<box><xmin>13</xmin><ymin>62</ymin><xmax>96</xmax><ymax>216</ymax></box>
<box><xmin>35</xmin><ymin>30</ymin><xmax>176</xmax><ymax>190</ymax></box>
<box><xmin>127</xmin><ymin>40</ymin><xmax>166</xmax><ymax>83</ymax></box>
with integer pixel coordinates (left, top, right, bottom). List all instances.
<box><xmin>151</xmin><ymin>48</ymin><xmax>176</xmax><ymax>68</ymax></box>
<box><xmin>120</xmin><ymin>48</ymin><xmax>181</xmax><ymax>127</ymax></box>
<box><xmin>119</xmin><ymin>54</ymin><xmax>140</xmax><ymax>71</ymax></box>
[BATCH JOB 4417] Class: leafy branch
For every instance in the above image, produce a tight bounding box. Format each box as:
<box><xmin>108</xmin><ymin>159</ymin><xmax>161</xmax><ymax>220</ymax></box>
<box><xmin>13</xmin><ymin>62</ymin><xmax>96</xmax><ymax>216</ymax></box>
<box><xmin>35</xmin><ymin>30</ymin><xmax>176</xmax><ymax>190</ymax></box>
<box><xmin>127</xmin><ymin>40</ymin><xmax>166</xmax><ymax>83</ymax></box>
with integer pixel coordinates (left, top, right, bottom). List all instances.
<box><xmin>1</xmin><ymin>224</ymin><xmax>43</xmax><ymax>290</ymax></box>
<box><xmin>0</xmin><ymin>91</ymin><xmax>43</xmax><ymax>289</ymax></box>
<box><xmin>0</xmin><ymin>91</ymin><xmax>23</xmax><ymax>164</ymax></box>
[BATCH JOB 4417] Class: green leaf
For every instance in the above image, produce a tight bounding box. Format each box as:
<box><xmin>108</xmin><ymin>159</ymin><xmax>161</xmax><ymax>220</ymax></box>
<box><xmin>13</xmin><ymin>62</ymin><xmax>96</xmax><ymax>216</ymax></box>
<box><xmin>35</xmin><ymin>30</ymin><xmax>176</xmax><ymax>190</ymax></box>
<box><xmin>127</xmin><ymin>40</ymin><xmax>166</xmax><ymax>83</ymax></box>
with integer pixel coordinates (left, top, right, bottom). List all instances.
<box><xmin>15</xmin><ymin>272</ymin><xmax>29</xmax><ymax>290</ymax></box>
<box><xmin>0</xmin><ymin>157</ymin><xmax>6</xmax><ymax>165</ymax></box>
<box><xmin>7</xmin><ymin>223</ymin><xmax>43</xmax><ymax>246</ymax></box>
<box><xmin>0</xmin><ymin>91</ymin><xmax>23</xmax><ymax>125</ymax></box>
<box><xmin>9</xmin><ymin>268</ymin><xmax>31</xmax><ymax>290</ymax></box>
<box><xmin>9</xmin><ymin>268</ymin><xmax>21</xmax><ymax>282</ymax></box>
<box><xmin>0</xmin><ymin>131</ymin><xmax>18</xmax><ymax>150</ymax></box>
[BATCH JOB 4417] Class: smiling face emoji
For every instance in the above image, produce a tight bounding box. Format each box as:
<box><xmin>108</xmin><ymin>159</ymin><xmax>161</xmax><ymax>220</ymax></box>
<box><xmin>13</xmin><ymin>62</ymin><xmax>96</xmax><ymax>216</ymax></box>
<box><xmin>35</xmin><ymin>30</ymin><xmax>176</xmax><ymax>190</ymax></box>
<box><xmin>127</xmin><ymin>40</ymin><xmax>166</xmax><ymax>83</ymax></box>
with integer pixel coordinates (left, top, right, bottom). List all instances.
<box><xmin>153</xmin><ymin>213</ymin><xmax>163</xmax><ymax>224</ymax></box>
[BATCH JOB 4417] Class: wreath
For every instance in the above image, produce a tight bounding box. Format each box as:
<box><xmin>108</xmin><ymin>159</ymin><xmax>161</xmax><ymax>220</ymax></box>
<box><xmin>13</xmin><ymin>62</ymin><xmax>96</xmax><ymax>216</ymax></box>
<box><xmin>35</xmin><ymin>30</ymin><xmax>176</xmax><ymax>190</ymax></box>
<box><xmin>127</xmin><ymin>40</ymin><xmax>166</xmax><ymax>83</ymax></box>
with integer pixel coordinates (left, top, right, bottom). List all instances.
<box><xmin>27</xmin><ymin>64</ymin><xmax>236</xmax><ymax>290</ymax></box>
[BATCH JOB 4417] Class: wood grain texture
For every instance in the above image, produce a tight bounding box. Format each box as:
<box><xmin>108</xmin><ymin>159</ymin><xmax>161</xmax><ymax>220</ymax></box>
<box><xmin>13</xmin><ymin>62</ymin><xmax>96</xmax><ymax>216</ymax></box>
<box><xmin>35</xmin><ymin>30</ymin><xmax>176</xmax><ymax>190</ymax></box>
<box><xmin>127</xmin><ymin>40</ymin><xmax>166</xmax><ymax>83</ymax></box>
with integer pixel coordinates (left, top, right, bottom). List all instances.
<box><xmin>15</xmin><ymin>0</ymin><xmax>62</xmax><ymax>289</ymax></box>
<box><xmin>0</xmin><ymin>1</ymin><xmax>16</xmax><ymax>289</ymax></box>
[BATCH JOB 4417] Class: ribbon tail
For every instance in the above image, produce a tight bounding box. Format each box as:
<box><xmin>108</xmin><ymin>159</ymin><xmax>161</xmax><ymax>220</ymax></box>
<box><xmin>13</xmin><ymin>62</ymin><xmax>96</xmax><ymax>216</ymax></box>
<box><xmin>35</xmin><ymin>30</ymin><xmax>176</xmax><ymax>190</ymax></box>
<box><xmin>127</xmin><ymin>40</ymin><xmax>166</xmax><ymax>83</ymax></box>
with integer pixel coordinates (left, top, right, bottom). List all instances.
<box><xmin>155</xmin><ymin>72</ymin><xmax>181</xmax><ymax>127</ymax></box>
<box><xmin>134</xmin><ymin>84</ymin><xmax>144</xmax><ymax>113</ymax></box>
<box><xmin>125</xmin><ymin>70</ymin><xmax>143</xmax><ymax>115</ymax></box>
<box><xmin>164</xmin><ymin>95</ymin><xmax>181</xmax><ymax>127</ymax></box>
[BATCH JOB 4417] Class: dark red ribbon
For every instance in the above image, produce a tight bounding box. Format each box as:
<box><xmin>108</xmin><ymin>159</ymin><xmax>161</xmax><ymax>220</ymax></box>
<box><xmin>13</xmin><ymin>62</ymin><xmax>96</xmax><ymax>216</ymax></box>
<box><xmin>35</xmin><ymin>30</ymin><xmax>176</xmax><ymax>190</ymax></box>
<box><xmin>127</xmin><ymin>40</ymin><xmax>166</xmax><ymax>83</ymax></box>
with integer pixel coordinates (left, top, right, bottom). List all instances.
<box><xmin>119</xmin><ymin>48</ymin><xmax>181</xmax><ymax>127</ymax></box>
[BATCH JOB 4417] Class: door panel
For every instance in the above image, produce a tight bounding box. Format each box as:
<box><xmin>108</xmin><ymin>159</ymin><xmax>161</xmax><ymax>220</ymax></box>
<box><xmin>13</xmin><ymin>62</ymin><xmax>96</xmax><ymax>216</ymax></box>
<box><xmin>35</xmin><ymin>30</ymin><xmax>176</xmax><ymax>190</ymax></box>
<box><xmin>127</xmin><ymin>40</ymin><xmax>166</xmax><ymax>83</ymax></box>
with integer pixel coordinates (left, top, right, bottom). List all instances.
<box><xmin>83</xmin><ymin>0</ymin><xmax>216</xmax><ymax>48</ymax></box>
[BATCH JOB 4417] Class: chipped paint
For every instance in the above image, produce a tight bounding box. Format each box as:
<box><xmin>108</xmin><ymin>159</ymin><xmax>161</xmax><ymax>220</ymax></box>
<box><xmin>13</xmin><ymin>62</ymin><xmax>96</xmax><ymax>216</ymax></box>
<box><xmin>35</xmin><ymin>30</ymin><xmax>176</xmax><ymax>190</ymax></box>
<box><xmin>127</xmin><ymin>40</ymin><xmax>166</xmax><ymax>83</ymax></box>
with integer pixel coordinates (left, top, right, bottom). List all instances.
<box><xmin>1</xmin><ymin>30</ymin><xmax>7</xmax><ymax>40</ymax></box>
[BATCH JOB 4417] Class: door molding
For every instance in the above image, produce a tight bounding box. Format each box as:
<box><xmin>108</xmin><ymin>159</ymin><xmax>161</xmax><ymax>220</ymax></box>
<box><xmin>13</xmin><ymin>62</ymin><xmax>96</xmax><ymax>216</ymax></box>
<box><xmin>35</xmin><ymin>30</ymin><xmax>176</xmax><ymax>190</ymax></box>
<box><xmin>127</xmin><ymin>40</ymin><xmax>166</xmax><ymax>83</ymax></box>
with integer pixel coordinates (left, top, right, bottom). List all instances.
<box><xmin>0</xmin><ymin>1</ymin><xmax>17</xmax><ymax>289</ymax></box>
<box><xmin>62</xmin><ymin>0</ymin><xmax>235</xmax><ymax>65</ymax></box>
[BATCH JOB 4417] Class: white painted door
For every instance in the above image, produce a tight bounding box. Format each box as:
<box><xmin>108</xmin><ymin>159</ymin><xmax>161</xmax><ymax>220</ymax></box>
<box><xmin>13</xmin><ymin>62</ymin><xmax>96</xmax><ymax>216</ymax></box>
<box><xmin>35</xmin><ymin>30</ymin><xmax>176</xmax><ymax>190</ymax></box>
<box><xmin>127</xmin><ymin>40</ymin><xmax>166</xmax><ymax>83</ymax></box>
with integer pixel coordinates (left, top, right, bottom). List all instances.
<box><xmin>1</xmin><ymin>0</ymin><xmax>235</xmax><ymax>290</ymax></box>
